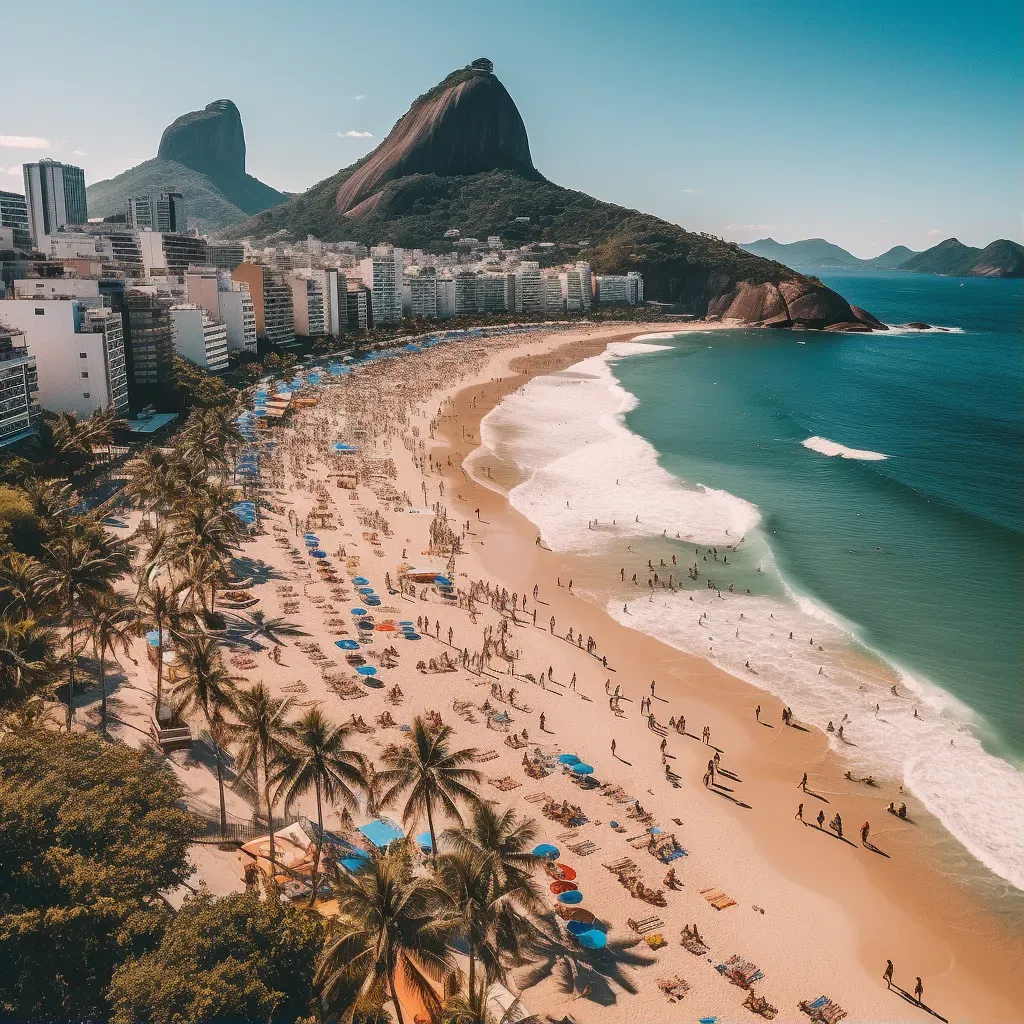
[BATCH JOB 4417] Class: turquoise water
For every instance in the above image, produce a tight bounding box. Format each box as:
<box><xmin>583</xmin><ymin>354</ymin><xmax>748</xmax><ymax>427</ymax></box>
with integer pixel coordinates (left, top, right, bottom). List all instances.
<box><xmin>614</xmin><ymin>272</ymin><xmax>1023</xmax><ymax>762</ymax></box>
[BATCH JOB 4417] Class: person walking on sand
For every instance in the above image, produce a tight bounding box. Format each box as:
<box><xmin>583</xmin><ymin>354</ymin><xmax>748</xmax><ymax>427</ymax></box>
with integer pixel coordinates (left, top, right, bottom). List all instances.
<box><xmin>883</xmin><ymin>960</ymin><xmax>894</xmax><ymax>989</ymax></box>
<box><xmin>795</xmin><ymin>803</ymin><xmax>804</xmax><ymax>821</ymax></box>
<box><xmin>861</xmin><ymin>821</ymin><xmax>871</xmax><ymax>845</ymax></box>
<box><xmin>569</xmin><ymin>673</ymin><xmax>576</xmax><ymax>691</ymax></box>
<box><xmin>549</xmin><ymin>615</ymin><xmax>555</xmax><ymax>633</ymax></box>
<box><xmin>539</xmin><ymin>712</ymin><xmax>546</xmax><ymax>732</ymax></box>
<box><xmin>611</xmin><ymin>739</ymin><xmax>616</xmax><ymax>757</ymax></box>
<box><xmin>914</xmin><ymin>978</ymin><xmax>924</xmax><ymax>1004</ymax></box>
<box><xmin>650</xmin><ymin>680</ymin><xmax>656</xmax><ymax>697</ymax></box>
<box><xmin>799</xmin><ymin>771</ymin><xmax>808</xmax><ymax>792</ymax></box>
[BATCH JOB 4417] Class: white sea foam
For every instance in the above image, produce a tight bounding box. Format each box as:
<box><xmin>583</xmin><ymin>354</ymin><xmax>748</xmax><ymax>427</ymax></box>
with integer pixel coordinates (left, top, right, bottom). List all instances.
<box><xmin>802</xmin><ymin>436</ymin><xmax>889</xmax><ymax>461</ymax></box>
<box><xmin>473</xmin><ymin>342</ymin><xmax>760</xmax><ymax>553</ymax></box>
<box><xmin>478</xmin><ymin>339</ymin><xmax>1024</xmax><ymax>892</ymax></box>
<box><xmin>884</xmin><ymin>323</ymin><xmax>966</xmax><ymax>335</ymax></box>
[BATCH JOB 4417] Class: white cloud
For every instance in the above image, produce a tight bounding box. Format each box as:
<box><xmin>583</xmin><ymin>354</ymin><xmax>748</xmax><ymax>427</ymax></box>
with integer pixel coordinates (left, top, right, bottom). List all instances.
<box><xmin>679</xmin><ymin>188</ymin><xmax>701</xmax><ymax>194</ymax></box>
<box><xmin>338</xmin><ymin>130</ymin><xmax>373</xmax><ymax>138</ymax></box>
<box><xmin>72</xmin><ymin>149</ymin><xmax>86</xmax><ymax>156</ymax></box>
<box><xmin>352</xmin><ymin>94</ymin><xmax>366</xmax><ymax>101</ymax></box>
<box><xmin>0</xmin><ymin>135</ymin><xmax>51</xmax><ymax>150</ymax></box>
<box><xmin>926</xmin><ymin>228</ymin><xmax>941</xmax><ymax>237</ymax></box>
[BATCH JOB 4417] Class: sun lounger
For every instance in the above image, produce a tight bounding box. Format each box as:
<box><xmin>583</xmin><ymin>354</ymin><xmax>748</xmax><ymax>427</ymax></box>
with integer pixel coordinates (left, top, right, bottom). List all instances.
<box><xmin>700</xmin><ymin>887</ymin><xmax>738</xmax><ymax>910</ymax></box>
<box><xmin>627</xmin><ymin>915</ymin><xmax>664</xmax><ymax>934</ymax></box>
<box><xmin>680</xmin><ymin>925</ymin><xmax>710</xmax><ymax>956</ymax></box>
<box><xmin>657</xmin><ymin>975</ymin><xmax>690</xmax><ymax>1003</ymax></box>
<box><xmin>798</xmin><ymin>996</ymin><xmax>847</xmax><ymax>1024</ymax></box>
<box><xmin>744</xmin><ymin>992</ymin><xmax>779</xmax><ymax>1020</ymax></box>
<box><xmin>717</xmin><ymin>954</ymin><xmax>765</xmax><ymax>989</ymax></box>
<box><xmin>567</xmin><ymin>840</ymin><xmax>599</xmax><ymax>857</ymax></box>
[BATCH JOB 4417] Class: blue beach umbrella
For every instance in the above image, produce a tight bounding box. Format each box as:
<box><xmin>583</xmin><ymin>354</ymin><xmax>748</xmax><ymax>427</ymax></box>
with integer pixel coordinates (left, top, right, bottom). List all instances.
<box><xmin>533</xmin><ymin>844</ymin><xmax>559</xmax><ymax>859</ymax></box>
<box><xmin>398</xmin><ymin>621</ymin><xmax>414</xmax><ymax>627</ymax></box>
<box><xmin>566</xmin><ymin>920</ymin><xmax>591</xmax><ymax>937</ymax></box>
<box><xmin>310</xmin><ymin>549</ymin><xmax>326</xmax><ymax>558</ymax></box>
<box><xmin>336</xmin><ymin>640</ymin><xmax>360</xmax><ymax>650</ymax></box>
<box><xmin>403</xmin><ymin>632</ymin><xmax>420</xmax><ymax>640</ymax></box>
<box><xmin>365</xmin><ymin>597</ymin><xmax>381</xmax><ymax>606</ymax></box>
<box><xmin>577</xmin><ymin>929</ymin><xmax>606</xmax><ymax>949</ymax></box>
<box><xmin>353</xmin><ymin>577</ymin><xmax>370</xmax><ymax>585</ymax></box>
<box><xmin>356</xmin><ymin>665</ymin><xmax>377</xmax><ymax>676</ymax></box>
<box><xmin>557</xmin><ymin>890</ymin><xmax>584</xmax><ymax>905</ymax></box>
<box><xmin>350</xmin><ymin>608</ymin><xmax>367</xmax><ymax>616</ymax></box>
<box><xmin>557</xmin><ymin>754</ymin><xmax>581</xmax><ymax>766</ymax></box>
<box><xmin>571</xmin><ymin>763</ymin><xmax>594</xmax><ymax>776</ymax></box>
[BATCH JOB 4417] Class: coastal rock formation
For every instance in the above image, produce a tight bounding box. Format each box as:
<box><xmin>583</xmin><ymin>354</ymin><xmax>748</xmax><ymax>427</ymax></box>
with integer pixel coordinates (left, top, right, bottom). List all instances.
<box><xmin>86</xmin><ymin>100</ymin><xmax>288</xmax><ymax>232</ymax></box>
<box><xmin>336</xmin><ymin>63</ymin><xmax>537</xmax><ymax>215</ymax></box>
<box><xmin>231</xmin><ymin>62</ymin><xmax>881</xmax><ymax>330</ymax></box>
<box><xmin>157</xmin><ymin>99</ymin><xmax>246</xmax><ymax>179</ymax></box>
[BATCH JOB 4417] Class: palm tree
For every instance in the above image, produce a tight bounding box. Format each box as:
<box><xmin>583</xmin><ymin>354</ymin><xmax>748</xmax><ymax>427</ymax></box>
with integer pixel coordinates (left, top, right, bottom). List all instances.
<box><xmin>228</xmin><ymin>681</ymin><xmax>295</xmax><ymax>868</ymax></box>
<box><xmin>178</xmin><ymin>406</ymin><xmax>243</xmax><ymax>479</ymax></box>
<box><xmin>35</xmin><ymin>529</ymin><xmax>129</xmax><ymax>730</ymax></box>
<box><xmin>20</xmin><ymin>477</ymin><xmax>78</xmax><ymax>528</ymax></box>
<box><xmin>316</xmin><ymin>850</ymin><xmax>455</xmax><ymax>1024</ymax></box>
<box><xmin>169</xmin><ymin>494</ymin><xmax>245</xmax><ymax>610</ymax></box>
<box><xmin>376</xmin><ymin>717</ymin><xmax>482</xmax><ymax>857</ymax></box>
<box><xmin>135</xmin><ymin>568</ymin><xmax>182</xmax><ymax>717</ymax></box>
<box><xmin>228</xmin><ymin>609</ymin><xmax>309</xmax><ymax>648</ymax></box>
<box><xmin>277</xmin><ymin>708</ymin><xmax>369</xmax><ymax>905</ymax></box>
<box><xmin>82</xmin><ymin>592</ymin><xmax>140</xmax><ymax>735</ymax></box>
<box><xmin>434</xmin><ymin>851</ymin><xmax>537</xmax><ymax>1019</ymax></box>
<box><xmin>173</xmin><ymin>636</ymin><xmax>239</xmax><ymax>836</ymax></box>
<box><xmin>0</xmin><ymin>615</ymin><xmax>60</xmax><ymax>711</ymax></box>
<box><xmin>0</xmin><ymin>551</ymin><xmax>43</xmax><ymax>619</ymax></box>
<box><xmin>442</xmin><ymin>804</ymin><xmax>542</xmax><ymax>897</ymax></box>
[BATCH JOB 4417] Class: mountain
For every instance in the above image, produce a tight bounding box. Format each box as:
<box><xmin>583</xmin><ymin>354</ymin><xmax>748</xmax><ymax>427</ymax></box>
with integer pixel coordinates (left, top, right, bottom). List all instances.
<box><xmin>741</xmin><ymin>237</ymin><xmax>864</xmax><ymax>269</ymax></box>
<box><xmin>863</xmin><ymin>245</ymin><xmax>918</xmax><ymax>269</ymax></box>
<box><xmin>86</xmin><ymin>100</ymin><xmax>288</xmax><ymax>232</ymax></box>
<box><xmin>229</xmin><ymin>61</ymin><xmax>882</xmax><ymax>331</ymax></box>
<box><xmin>900</xmin><ymin>237</ymin><xmax>1023</xmax><ymax>278</ymax></box>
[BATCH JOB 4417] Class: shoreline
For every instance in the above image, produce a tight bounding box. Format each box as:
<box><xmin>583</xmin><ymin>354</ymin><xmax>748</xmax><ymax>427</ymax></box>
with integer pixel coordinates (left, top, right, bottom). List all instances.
<box><xmin>429</xmin><ymin>324</ymin><xmax>1022</xmax><ymax>1018</ymax></box>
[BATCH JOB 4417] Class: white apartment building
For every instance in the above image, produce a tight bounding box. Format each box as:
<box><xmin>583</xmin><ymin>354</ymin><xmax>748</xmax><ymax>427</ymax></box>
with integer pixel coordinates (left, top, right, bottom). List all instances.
<box><xmin>436</xmin><ymin>277</ymin><xmax>455</xmax><ymax>319</ymax></box>
<box><xmin>543</xmin><ymin>274</ymin><xmax>564</xmax><ymax>315</ymax></box>
<box><xmin>0</xmin><ymin>298</ymin><xmax>128</xmax><ymax>416</ymax></box>
<box><xmin>288</xmin><ymin>272</ymin><xmax>326</xmax><ymax>337</ymax></box>
<box><xmin>595</xmin><ymin>272</ymin><xmax>644</xmax><ymax>306</ymax></box>
<box><xmin>406</xmin><ymin>268</ymin><xmax>438</xmax><ymax>318</ymax></box>
<box><xmin>170</xmin><ymin>305</ymin><xmax>229</xmax><ymax>373</ymax></box>
<box><xmin>23</xmin><ymin>160</ymin><xmax>87</xmax><ymax>246</ymax></box>
<box><xmin>362</xmin><ymin>245</ymin><xmax>403</xmax><ymax>324</ymax></box>
<box><xmin>515</xmin><ymin>262</ymin><xmax>543</xmax><ymax>316</ymax></box>
<box><xmin>185</xmin><ymin>271</ymin><xmax>257</xmax><ymax>354</ymax></box>
<box><xmin>0</xmin><ymin>190</ymin><xmax>33</xmax><ymax>250</ymax></box>
<box><xmin>0</xmin><ymin>325</ymin><xmax>41</xmax><ymax>446</ymax></box>
<box><xmin>561</xmin><ymin>270</ymin><xmax>584</xmax><ymax>312</ymax></box>
<box><xmin>138</xmin><ymin>231</ymin><xmax>208</xmax><ymax>278</ymax></box>
<box><xmin>127</xmin><ymin>192</ymin><xmax>185</xmax><ymax>233</ymax></box>
<box><xmin>576</xmin><ymin>261</ymin><xmax>592</xmax><ymax>310</ymax></box>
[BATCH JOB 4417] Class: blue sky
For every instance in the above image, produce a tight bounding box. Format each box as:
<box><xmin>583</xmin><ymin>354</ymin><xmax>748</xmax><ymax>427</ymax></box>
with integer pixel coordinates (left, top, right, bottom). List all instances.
<box><xmin>2</xmin><ymin>0</ymin><xmax>1020</xmax><ymax>256</ymax></box>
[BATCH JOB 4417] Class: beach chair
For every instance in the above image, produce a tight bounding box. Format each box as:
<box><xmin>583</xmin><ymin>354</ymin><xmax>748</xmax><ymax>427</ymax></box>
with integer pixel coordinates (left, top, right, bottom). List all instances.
<box><xmin>679</xmin><ymin>925</ymin><xmax>709</xmax><ymax>956</ymax></box>
<box><xmin>700</xmin><ymin>887</ymin><xmax>738</xmax><ymax>910</ymax></box>
<box><xmin>798</xmin><ymin>996</ymin><xmax>847</xmax><ymax>1024</ymax></box>
<box><xmin>744</xmin><ymin>992</ymin><xmax>779</xmax><ymax>1020</ymax></box>
<box><xmin>657</xmin><ymin>975</ymin><xmax>690</xmax><ymax>1003</ymax></box>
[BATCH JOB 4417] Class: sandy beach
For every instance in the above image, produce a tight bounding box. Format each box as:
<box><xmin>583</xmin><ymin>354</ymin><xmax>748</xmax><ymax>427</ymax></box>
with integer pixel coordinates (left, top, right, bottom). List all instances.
<box><xmin>94</xmin><ymin>319</ymin><xmax>1022</xmax><ymax>1022</ymax></box>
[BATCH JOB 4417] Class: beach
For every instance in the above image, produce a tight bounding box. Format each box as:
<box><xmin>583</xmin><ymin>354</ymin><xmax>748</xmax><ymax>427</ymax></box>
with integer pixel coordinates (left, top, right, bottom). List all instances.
<box><xmin>97</xmin><ymin>319</ymin><xmax>1022</xmax><ymax>1022</ymax></box>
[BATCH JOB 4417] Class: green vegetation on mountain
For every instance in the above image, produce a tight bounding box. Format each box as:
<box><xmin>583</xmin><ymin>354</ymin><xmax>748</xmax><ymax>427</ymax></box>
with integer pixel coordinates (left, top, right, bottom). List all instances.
<box><xmin>900</xmin><ymin>237</ymin><xmax>1023</xmax><ymax>278</ymax></box>
<box><xmin>741</xmin><ymin>237</ymin><xmax>869</xmax><ymax>269</ymax></box>
<box><xmin>87</xmin><ymin>100</ymin><xmax>287</xmax><ymax>232</ymax></box>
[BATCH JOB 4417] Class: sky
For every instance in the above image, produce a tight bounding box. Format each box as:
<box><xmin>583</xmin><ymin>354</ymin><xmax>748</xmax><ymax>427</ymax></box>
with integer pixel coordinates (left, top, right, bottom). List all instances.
<box><xmin>2</xmin><ymin>0</ymin><xmax>1021</xmax><ymax>256</ymax></box>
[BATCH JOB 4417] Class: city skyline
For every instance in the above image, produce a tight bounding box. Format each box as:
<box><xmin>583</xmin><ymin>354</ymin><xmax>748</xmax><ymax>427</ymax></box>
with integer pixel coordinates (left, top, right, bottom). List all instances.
<box><xmin>2</xmin><ymin>0</ymin><xmax>1021</xmax><ymax>256</ymax></box>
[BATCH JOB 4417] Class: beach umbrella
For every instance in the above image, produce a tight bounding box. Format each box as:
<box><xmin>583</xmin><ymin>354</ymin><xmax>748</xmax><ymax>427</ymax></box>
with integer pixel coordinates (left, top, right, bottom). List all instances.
<box><xmin>375</xmin><ymin>622</ymin><xmax>397</xmax><ymax>631</ymax></box>
<box><xmin>350</xmin><ymin>608</ymin><xmax>367</xmax><ymax>616</ymax></box>
<box><xmin>566</xmin><ymin>920</ymin><xmax>591</xmax><ymax>937</ymax></box>
<box><xmin>555</xmin><ymin>863</ymin><xmax>577</xmax><ymax>881</ymax></box>
<box><xmin>533</xmin><ymin>844</ymin><xmax>559</xmax><ymax>859</ymax></box>
<box><xmin>303</xmin><ymin>533</ymin><xmax>318</xmax><ymax>540</ymax></box>
<box><xmin>550</xmin><ymin>881</ymin><xmax>578</xmax><ymax>895</ymax></box>
<box><xmin>557</xmin><ymin>890</ymin><xmax>583</xmax><ymax>905</ymax></box>
<box><xmin>356</xmin><ymin>665</ymin><xmax>377</xmax><ymax>676</ymax></box>
<box><xmin>365</xmin><ymin>597</ymin><xmax>381</xmax><ymax>606</ymax></box>
<box><xmin>557</xmin><ymin>754</ymin><xmax>581</xmax><ymax>766</ymax></box>
<box><xmin>434</xmin><ymin>575</ymin><xmax>452</xmax><ymax>586</ymax></box>
<box><xmin>577</xmin><ymin>929</ymin><xmax>606</xmax><ymax>949</ymax></box>
<box><xmin>336</xmin><ymin>640</ymin><xmax>360</xmax><ymax>650</ymax></box>
<box><xmin>398</xmin><ymin>621</ymin><xmax>414</xmax><ymax>627</ymax></box>
<box><xmin>357</xmin><ymin>586</ymin><xmax>375</xmax><ymax>595</ymax></box>
<box><xmin>403</xmin><ymin>632</ymin><xmax>421</xmax><ymax>640</ymax></box>
<box><xmin>353</xmin><ymin>577</ymin><xmax>370</xmax><ymax>585</ymax></box>
<box><xmin>415</xmin><ymin>830</ymin><xmax>433</xmax><ymax>852</ymax></box>
<box><xmin>563</xmin><ymin>908</ymin><xmax>595</xmax><ymax>924</ymax></box>
<box><xmin>571</xmin><ymin>763</ymin><xmax>594</xmax><ymax>775</ymax></box>
<box><xmin>310</xmin><ymin>550</ymin><xmax>326</xmax><ymax>559</ymax></box>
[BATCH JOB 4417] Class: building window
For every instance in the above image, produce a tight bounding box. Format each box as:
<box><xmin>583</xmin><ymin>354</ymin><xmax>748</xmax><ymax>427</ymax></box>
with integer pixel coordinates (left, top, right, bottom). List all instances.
<box><xmin>34</xmin><ymin>308</ymin><xmax>44</xmax><ymax>315</ymax></box>
<box><xmin>80</xmin><ymin>352</ymin><xmax>87</xmax><ymax>358</ymax></box>
<box><xmin>82</xmin><ymin>392</ymin><xmax>90</xmax><ymax>399</ymax></box>
<box><xmin>81</xmin><ymin>371</ymin><xmax>89</xmax><ymax>378</ymax></box>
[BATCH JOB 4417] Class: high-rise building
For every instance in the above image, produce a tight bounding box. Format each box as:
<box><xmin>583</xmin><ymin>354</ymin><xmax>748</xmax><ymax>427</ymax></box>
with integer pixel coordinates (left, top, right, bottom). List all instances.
<box><xmin>126</xmin><ymin>192</ymin><xmax>186</xmax><ymax>233</ymax></box>
<box><xmin>346</xmin><ymin>283</ymin><xmax>372</xmax><ymax>331</ymax></box>
<box><xmin>0</xmin><ymin>324</ymin><xmax>41</xmax><ymax>446</ymax></box>
<box><xmin>322</xmin><ymin>267</ymin><xmax>347</xmax><ymax>337</ymax></box>
<box><xmin>366</xmin><ymin>245</ymin><xmax>403</xmax><ymax>324</ymax></box>
<box><xmin>515</xmin><ymin>262</ymin><xmax>543</xmax><ymax>317</ymax></box>
<box><xmin>170</xmin><ymin>305</ymin><xmax>229</xmax><ymax>373</ymax></box>
<box><xmin>595</xmin><ymin>272</ymin><xmax>644</xmax><ymax>306</ymax></box>
<box><xmin>576</xmin><ymin>261</ymin><xmax>592</xmax><ymax>310</ymax></box>
<box><xmin>0</xmin><ymin>191</ymin><xmax>32</xmax><ymax>250</ymax></box>
<box><xmin>208</xmin><ymin>242</ymin><xmax>245</xmax><ymax>270</ymax></box>
<box><xmin>187</xmin><ymin>269</ymin><xmax>257</xmax><ymax>354</ymax></box>
<box><xmin>138</xmin><ymin>231</ymin><xmax>208</xmax><ymax>278</ymax></box>
<box><xmin>407</xmin><ymin>268</ymin><xmax>438</xmax><ymax>318</ymax></box>
<box><xmin>122</xmin><ymin>290</ymin><xmax>175</xmax><ymax>387</ymax></box>
<box><xmin>288</xmin><ymin>271</ymin><xmax>326</xmax><ymax>338</ymax></box>
<box><xmin>232</xmin><ymin>263</ymin><xmax>296</xmax><ymax>347</ymax></box>
<box><xmin>0</xmin><ymin>298</ymin><xmax>127</xmax><ymax>416</ymax></box>
<box><xmin>543</xmin><ymin>274</ymin><xmax>564</xmax><ymax>315</ymax></box>
<box><xmin>23</xmin><ymin>160</ymin><xmax>87</xmax><ymax>246</ymax></box>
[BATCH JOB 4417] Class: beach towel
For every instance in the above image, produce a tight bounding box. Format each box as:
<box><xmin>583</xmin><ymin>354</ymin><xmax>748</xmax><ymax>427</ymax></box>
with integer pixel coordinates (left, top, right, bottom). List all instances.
<box><xmin>700</xmin><ymin>887</ymin><xmax>738</xmax><ymax>910</ymax></box>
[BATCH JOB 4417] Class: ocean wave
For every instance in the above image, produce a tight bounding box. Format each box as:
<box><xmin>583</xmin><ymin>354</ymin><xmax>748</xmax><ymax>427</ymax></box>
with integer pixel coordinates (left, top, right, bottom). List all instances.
<box><xmin>479</xmin><ymin>342</ymin><xmax>760</xmax><ymax>552</ymax></box>
<box><xmin>475</xmin><ymin>337</ymin><xmax>1024</xmax><ymax>892</ymax></box>
<box><xmin>884</xmin><ymin>323</ymin><xmax>966</xmax><ymax>334</ymax></box>
<box><xmin>802</xmin><ymin>436</ymin><xmax>889</xmax><ymax>460</ymax></box>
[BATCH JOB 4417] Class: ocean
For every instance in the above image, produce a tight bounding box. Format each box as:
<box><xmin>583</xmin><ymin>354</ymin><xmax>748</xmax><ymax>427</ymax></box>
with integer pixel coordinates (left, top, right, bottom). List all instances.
<box><xmin>469</xmin><ymin>270</ymin><xmax>1024</xmax><ymax>894</ymax></box>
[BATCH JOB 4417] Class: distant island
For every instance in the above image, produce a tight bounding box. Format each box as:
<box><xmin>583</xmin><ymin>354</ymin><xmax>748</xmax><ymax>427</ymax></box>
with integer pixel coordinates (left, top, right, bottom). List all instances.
<box><xmin>742</xmin><ymin>236</ymin><xmax>1023</xmax><ymax>279</ymax></box>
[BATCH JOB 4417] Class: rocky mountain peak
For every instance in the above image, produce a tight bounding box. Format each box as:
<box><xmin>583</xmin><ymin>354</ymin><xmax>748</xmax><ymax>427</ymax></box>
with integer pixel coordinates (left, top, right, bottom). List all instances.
<box><xmin>157</xmin><ymin>99</ymin><xmax>246</xmax><ymax>179</ymax></box>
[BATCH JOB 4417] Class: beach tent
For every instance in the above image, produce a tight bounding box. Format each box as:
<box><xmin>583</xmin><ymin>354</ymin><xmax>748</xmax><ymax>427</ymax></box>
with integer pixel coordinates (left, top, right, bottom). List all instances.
<box><xmin>358</xmin><ymin>818</ymin><xmax>404</xmax><ymax>849</ymax></box>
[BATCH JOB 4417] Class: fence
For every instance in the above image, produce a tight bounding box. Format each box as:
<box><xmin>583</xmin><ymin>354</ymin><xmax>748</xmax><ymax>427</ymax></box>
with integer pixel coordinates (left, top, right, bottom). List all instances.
<box><xmin>190</xmin><ymin>811</ymin><xmax>304</xmax><ymax>845</ymax></box>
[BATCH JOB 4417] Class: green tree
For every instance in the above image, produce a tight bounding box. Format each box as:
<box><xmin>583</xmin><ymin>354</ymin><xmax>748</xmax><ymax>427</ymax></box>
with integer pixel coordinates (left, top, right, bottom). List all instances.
<box><xmin>278</xmin><ymin>708</ymin><xmax>369</xmax><ymax>905</ymax></box>
<box><xmin>108</xmin><ymin>888</ymin><xmax>325</xmax><ymax>1024</ymax></box>
<box><xmin>441</xmin><ymin>803</ymin><xmax>541</xmax><ymax>898</ymax></box>
<box><xmin>229</xmin><ymin>681</ymin><xmax>295</xmax><ymax>869</ymax></box>
<box><xmin>83</xmin><ymin>591</ymin><xmax>141</xmax><ymax>735</ymax></box>
<box><xmin>376</xmin><ymin>717</ymin><xmax>481</xmax><ymax>856</ymax></box>
<box><xmin>0</xmin><ymin>484</ymin><xmax>44</xmax><ymax>554</ymax></box>
<box><xmin>35</xmin><ymin>528</ymin><xmax>131</xmax><ymax>730</ymax></box>
<box><xmin>171</xmin><ymin>636</ymin><xmax>239</xmax><ymax>837</ymax></box>
<box><xmin>316</xmin><ymin>850</ymin><xmax>454</xmax><ymax>1024</ymax></box>
<box><xmin>0</xmin><ymin>731</ymin><xmax>198</xmax><ymax>1020</ymax></box>
<box><xmin>0</xmin><ymin>550</ymin><xmax>44</xmax><ymax>619</ymax></box>
<box><xmin>135</xmin><ymin>567</ymin><xmax>182</xmax><ymax>717</ymax></box>
<box><xmin>0</xmin><ymin>614</ymin><xmax>60</xmax><ymax>712</ymax></box>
